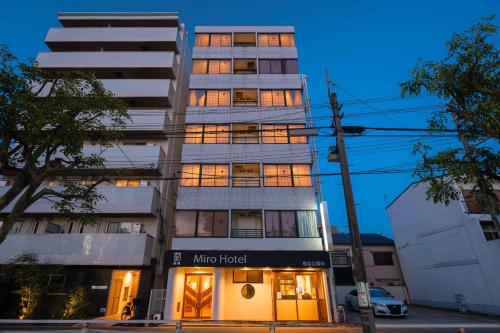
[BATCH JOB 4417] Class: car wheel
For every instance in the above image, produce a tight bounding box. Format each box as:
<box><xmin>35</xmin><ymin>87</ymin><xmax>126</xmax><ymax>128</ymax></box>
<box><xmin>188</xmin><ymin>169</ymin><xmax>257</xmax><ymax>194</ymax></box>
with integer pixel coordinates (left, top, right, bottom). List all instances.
<box><xmin>347</xmin><ymin>301</ymin><xmax>353</xmax><ymax>311</ymax></box>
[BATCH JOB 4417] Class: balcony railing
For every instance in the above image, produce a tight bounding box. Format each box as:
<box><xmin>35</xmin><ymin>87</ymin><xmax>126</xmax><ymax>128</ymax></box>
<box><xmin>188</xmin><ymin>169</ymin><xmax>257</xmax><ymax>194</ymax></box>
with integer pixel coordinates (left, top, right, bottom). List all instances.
<box><xmin>231</xmin><ymin>229</ymin><xmax>263</xmax><ymax>238</ymax></box>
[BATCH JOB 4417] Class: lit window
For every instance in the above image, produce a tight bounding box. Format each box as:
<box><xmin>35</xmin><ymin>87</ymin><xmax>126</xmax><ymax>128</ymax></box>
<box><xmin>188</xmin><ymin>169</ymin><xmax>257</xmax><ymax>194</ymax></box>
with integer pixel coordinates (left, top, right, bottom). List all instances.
<box><xmin>292</xmin><ymin>164</ymin><xmax>312</xmax><ymax>187</ymax></box>
<box><xmin>234</xmin><ymin>59</ymin><xmax>257</xmax><ymax>74</ymax></box>
<box><xmin>180</xmin><ymin>164</ymin><xmax>201</xmax><ymax>187</ymax></box>
<box><xmin>115</xmin><ymin>179</ymin><xmax>140</xmax><ymax>187</ymax></box>
<box><xmin>232</xmin><ymin>164</ymin><xmax>260</xmax><ymax>187</ymax></box>
<box><xmin>285</xmin><ymin>90</ymin><xmax>302</xmax><ymax>106</ymax></box>
<box><xmin>280</xmin><ymin>34</ymin><xmax>295</xmax><ymax>46</ymax></box>
<box><xmin>189</xmin><ymin>90</ymin><xmax>206</xmax><ymax>106</ymax></box>
<box><xmin>200</xmin><ymin>164</ymin><xmax>228</xmax><ymax>187</ymax></box>
<box><xmin>231</xmin><ymin>210</ymin><xmax>263</xmax><ymax>238</ymax></box>
<box><xmin>261</xmin><ymin>124</ymin><xmax>288</xmax><ymax>144</ymax></box>
<box><xmin>233</xmin><ymin>270</ymin><xmax>263</xmax><ymax>283</ymax></box>
<box><xmin>189</xmin><ymin>90</ymin><xmax>230</xmax><ymax>107</ymax></box>
<box><xmin>185</xmin><ymin>125</ymin><xmax>203</xmax><ymax>144</ymax></box>
<box><xmin>288</xmin><ymin>124</ymin><xmax>307</xmax><ymax>143</ymax></box>
<box><xmin>208</xmin><ymin>60</ymin><xmax>231</xmax><ymax>74</ymax></box>
<box><xmin>194</xmin><ymin>34</ymin><xmax>210</xmax><ymax>47</ymax></box>
<box><xmin>234</xmin><ymin>33</ymin><xmax>256</xmax><ymax>46</ymax></box>
<box><xmin>232</xmin><ymin>124</ymin><xmax>259</xmax><ymax>143</ymax></box>
<box><xmin>233</xmin><ymin>89</ymin><xmax>258</xmax><ymax>106</ymax></box>
<box><xmin>192</xmin><ymin>60</ymin><xmax>208</xmax><ymax>74</ymax></box>
<box><xmin>203</xmin><ymin>125</ymin><xmax>230</xmax><ymax>143</ymax></box>
<box><xmin>263</xmin><ymin>165</ymin><xmax>292</xmax><ymax>187</ymax></box>
<box><xmin>260</xmin><ymin>90</ymin><xmax>301</xmax><ymax>106</ymax></box>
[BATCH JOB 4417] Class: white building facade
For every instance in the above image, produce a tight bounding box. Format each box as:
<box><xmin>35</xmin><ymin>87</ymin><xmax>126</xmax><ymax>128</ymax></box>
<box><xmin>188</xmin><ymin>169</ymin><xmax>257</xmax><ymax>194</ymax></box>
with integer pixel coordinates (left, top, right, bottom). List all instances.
<box><xmin>164</xmin><ymin>26</ymin><xmax>333</xmax><ymax>322</ymax></box>
<box><xmin>0</xmin><ymin>12</ymin><xmax>190</xmax><ymax>319</ymax></box>
<box><xmin>386</xmin><ymin>180</ymin><xmax>500</xmax><ymax>315</ymax></box>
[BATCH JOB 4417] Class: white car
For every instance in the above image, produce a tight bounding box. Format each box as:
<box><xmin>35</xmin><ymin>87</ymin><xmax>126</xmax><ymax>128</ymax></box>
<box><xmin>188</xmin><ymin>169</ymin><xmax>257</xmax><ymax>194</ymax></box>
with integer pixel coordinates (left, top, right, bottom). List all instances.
<box><xmin>345</xmin><ymin>287</ymin><xmax>408</xmax><ymax>317</ymax></box>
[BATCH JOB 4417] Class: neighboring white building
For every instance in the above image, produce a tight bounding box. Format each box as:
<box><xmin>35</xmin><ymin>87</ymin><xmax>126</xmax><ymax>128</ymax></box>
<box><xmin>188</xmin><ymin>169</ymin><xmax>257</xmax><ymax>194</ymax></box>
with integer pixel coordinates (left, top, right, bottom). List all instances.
<box><xmin>386</xmin><ymin>180</ymin><xmax>500</xmax><ymax>315</ymax></box>
<box><xmin>163</xmin><ymin>26</ymin><xmax>333</xmax><ymax>322</ymax></box>
<box><xmin>0</xmin><ymin>12</ymin><xmax>190</xmax><ymax>319</ymax></box>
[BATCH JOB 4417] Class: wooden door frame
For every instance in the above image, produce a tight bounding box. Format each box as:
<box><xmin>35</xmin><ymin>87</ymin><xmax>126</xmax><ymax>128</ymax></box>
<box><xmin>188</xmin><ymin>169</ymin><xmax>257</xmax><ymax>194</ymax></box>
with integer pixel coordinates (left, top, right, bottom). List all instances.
<box><xmin>182</xmin><ymin>273</ymin><xmax>213</xmax><ymax>319</ymax></box>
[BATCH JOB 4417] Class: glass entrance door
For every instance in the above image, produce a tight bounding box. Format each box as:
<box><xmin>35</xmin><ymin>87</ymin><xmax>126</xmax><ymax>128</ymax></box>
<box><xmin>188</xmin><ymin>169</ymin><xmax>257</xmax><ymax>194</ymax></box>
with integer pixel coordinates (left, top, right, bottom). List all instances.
<box><xmin>273</xmin><ymin>271</ymin><xmax>327</xmax><ymax>321</ymax></box>
<box><xmin>182</xmin><ymin>274</ymin><xmax>213</xmax><ymax>319</ymax></box>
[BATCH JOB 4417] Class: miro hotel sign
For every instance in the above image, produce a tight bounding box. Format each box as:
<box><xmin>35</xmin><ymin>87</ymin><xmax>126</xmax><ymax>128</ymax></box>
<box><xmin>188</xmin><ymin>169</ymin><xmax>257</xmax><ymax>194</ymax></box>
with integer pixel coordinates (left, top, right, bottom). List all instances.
<box><xmin>166</xmin><ymin>250</ymin><xmax>330</xmax><ymax>268</ymax></box>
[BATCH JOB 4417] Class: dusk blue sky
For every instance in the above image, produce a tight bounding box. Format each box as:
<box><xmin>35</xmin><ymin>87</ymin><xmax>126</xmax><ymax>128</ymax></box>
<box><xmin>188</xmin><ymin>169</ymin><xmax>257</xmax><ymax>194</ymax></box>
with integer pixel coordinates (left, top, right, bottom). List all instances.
<box><xmin>1</xmin><ymin>0</ymin><xmax>498</xmax><ymax>236</ymax></box>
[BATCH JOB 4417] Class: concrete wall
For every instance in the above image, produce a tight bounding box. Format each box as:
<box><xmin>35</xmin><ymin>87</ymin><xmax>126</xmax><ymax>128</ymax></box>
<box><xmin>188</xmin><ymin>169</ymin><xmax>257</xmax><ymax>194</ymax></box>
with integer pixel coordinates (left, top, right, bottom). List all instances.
<box><xmin>387</xmin><ymin>181</ymin><xmax>500</xmax><ymax>315</ymax></box>
<box><xmin>172</xmin><ymin>237</ymin><xmax>323</xmax><ymax>251</ymax></box>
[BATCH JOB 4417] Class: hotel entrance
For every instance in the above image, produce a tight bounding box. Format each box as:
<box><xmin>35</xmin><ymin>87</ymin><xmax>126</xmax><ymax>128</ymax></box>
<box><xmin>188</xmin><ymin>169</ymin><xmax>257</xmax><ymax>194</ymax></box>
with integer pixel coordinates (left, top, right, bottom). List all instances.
<box><xmin>105</xmin><ymin>270</ymin><xmax>140</xmax><ymax>318</ymax></box>
<box><xmin>273</xmin><ymin>271</ymin><xmax>328</xmax><ymax>321</ymax></box>
<box><xmin>182</xmin><ymin>274</ymin><xmax>213</xmax><ymax>319</ymax></box>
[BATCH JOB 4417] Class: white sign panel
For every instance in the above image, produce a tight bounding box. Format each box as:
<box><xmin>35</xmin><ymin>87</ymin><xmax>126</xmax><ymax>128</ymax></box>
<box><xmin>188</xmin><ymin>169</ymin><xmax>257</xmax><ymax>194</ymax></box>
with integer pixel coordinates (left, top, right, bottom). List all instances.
<box><xmin>356</xmin><ymin>282</ymin><xmax>371</xmax><ymax>308</ymax></box>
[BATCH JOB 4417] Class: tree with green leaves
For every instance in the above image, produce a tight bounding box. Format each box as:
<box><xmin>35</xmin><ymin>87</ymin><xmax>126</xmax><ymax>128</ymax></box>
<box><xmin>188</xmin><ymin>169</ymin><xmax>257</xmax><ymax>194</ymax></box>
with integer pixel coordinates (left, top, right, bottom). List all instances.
<box><xmin>61</xmin><ymin>287</ymin><xmax>89</xmax><ymax>319</ymax></box>
<box><xmin>0</xmin><ymin>45</ymin><xmax>128</xmax><ymax>244</ymax></box>
<box><xmin>401</xmin><ymin>16</ymin><xmax>500</xmax><ymax>213</ymax></box>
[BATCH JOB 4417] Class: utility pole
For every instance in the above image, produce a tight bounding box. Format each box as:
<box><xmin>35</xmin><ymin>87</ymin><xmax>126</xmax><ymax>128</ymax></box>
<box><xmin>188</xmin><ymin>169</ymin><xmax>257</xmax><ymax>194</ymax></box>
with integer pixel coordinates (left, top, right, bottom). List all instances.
<box><xmin>326</xmin><ymin>70</ymin><xmax>376</xmax><ymax>333</ymax></box>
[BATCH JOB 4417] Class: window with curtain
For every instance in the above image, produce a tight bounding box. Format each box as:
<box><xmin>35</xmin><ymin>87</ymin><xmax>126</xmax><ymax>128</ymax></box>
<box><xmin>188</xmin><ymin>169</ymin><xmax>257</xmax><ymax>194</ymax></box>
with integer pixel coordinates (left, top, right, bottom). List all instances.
<box><xmin>185</xmin><ymin>125</ymin><xmax>203</xmax><ymax>144</ymax></box>
<box><xmin>297</xmin><ymin>211</ymin><xmax>319</xmax><ymax>237</ymax></box>
<box><xmin>197</xmin><ymin>211</ymin><xmax>228</xmax><ymax>237</ymax></box>
<box><xmin>231</xmin><ymin>210</ymin><xmax>263</xmax><ymax>238</ymax></box>
<box><xmin>280</xmin><ymin>34</ymin><xmax>295</xmax><ymax>46</ymax></box>
<box><xmin>261</xmin><ymin>124</ymin><xmax>288</xmax><ymax>144</ymax></box>
<box><xmin>180</xmin><ymin>164</ymin><xmax>201</xmax><ymax>186</ymax></box>
<box><xmin>292</xmin><ymin>164</ymin><xmax>312</xmax><ymax>187</ymax></box>
<box><xmin>208</xmin><ymin>60</ymin><xmax>231</xmax><ymax>74</ymax></box>
<box><xmin>189</xmin><ymin>90</ymin><xmax>206</xmax><ymax>106</ymax></box>
<box><xmin>263</xmin><ymin>165</ymin><xmax>292</xmax><ymax>187</ymax></box>
<box><xmin>192</xmin><ymin>60</ymin><xmax>208</xmax><ymax>74</ymax></box>
<box><xmin>259</xmin><ymin>59</ymin><xmax>298</xmax><ymax>74</ymax></box>
<box><xmin>265</xmin><ymin>211</ymin><xmax>298</xmax><ymax>237</ymax></box>
<box><xmin>189</xmin><ymin>90</ymin><xmax>230</xmax><ymax>107</ymax></box>
<box><xmin>260</xmin><ymin>90</ymin><xmax>299</xmax><ymax>106</ymax></box>
<box><xmin>200</xmin><ymin>164</ymin><xmax>229</xmax><ymax>187</ymax></box>
<box><xmin>194</xmin><ymin>34</ymin><xmax>210</xmax><ymax>47</ymax></box>
<box><xmin>285</xmin><ymin>90</ymin><xmax>303</xmax><ymax>106</ymax></box>
<box><xmin>285</xmin><ymin>60</ymin><xmax>299</xmax><ymax>74</ymax></box>
<box><xmin>270</xmin><ymin>60</ymin><xmax>283</xmax><ymax>74</ymax></box>
<box><xmin>173</xmin><ymin>211</ymin><xmax>197</xmax><ymax>236</ymax></box>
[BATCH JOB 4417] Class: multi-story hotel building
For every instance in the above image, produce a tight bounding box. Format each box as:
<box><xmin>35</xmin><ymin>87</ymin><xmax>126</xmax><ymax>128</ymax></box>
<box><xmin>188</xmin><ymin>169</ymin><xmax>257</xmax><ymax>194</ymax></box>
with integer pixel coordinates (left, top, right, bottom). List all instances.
<box><xmin>0</xmin><ymin>12</ymin><xmax>190</xmax><ymax>318</ymax></box>
<box><xmin>164</xmin><ymin>26</ymin><xmax>333</xmax><ymax>322</ymax></box>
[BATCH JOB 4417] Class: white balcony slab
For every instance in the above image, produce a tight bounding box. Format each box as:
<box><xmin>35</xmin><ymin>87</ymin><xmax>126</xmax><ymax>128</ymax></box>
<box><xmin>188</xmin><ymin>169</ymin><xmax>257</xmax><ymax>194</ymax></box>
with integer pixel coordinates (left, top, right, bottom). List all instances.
<box><xmin>171</xmin><ymin>237</ymin><xmax>323</xmax><ymax>251</ymax></box>
<box><xmin>82</xmin><ymin>144</ymin><xmax>166</xmax><ymax>171</ymax></box>
<box><xmin>181</xmin><ymin>144</ymin><xmax>311</xmax><ymax>164</ymax></box>
<box><xmin>0</xmin><ymin>186</ymin><xmax>159</xmax><ymax>216</ymax></box>
<box><xmin>46</xmin><ymin>27</ymin><xmax>180</xmax><ymax>52</ymax></box>
<box><xmin>189</xmin><ymin>74</ymin><xmax>302</xmax><ymax>89</ymax></box>
<box><xmin>185</xmin><ymin>106</ymin><xmax>307</xmax><ymax>124</ymax></box>
<box><xmin>0</xmin><ymin>233</ymin><xmax>154</xmax><ymax>265</ymax></box>
<box><xmin>192</xmin><ymin>47</ymin><xmax>297</xmax><ymax>59</ymax></box>
<box><xmin>58</xmin><ymin>13</ymin><xmax>180</xmax><ymax>28</ymax></box>
<box><xmin>176</xmin><ymin>187</ymin><xmax>317</xmax><ymax>211</ymax></box>
<box><xmin>37</xmin><ymin>52</ymin><xmax>178</xmax><ymax>79</ymax></box>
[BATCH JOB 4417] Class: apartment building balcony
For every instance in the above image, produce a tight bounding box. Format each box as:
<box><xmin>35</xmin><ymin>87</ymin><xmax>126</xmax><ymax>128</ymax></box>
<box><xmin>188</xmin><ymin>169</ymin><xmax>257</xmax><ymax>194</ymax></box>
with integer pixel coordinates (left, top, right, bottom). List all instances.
<box><xmin>171</xmin><ymin>237</ymin><xmax>323</xmax><ymax>251</ymax></box>
<box><xmin>189</xmin><ymin>74</ymin><xmax>302</xmax><ymax>90</ymax></box>
<box><xmin>45</xmin><ymin>27</ymin><xmax>181</xmax><ymax>52</ymax></box>
<box><xmin>0</xmin><ymin>233</ymin><xmax>154</xmax><ymax>265</ymax></box>
<box><xmin>82</xmin><ymin>144</ymin><xmax>166</xmax><ymax>174</ymax></box>
<box><xmin>185</xmin><ymin>106</ymin><xmax>307</xmax><ymax>124</ymax></box>
<box><xmin>176</xmin><ymin>187</ymin><xmax>317</xmax><ymax>211</ymax></box>
<box><xmin>192</xmin><ymin>46</ymin><xmax>297</xmax><ymax>59</ymax></box>
<box><xmin>181</xmin><ymin>144</ymin><xmax>311</xmax><ymax>164</ymax></box>
<box><xmin>37</xmin><ymin>79</ymin><xmax>175</xmax><ymax>108</ymax></box>
<box><xmin>37</xmin><ymin>51</ymin><xmax>178</xmax><ymax>79</ymax></box>
<box><xmin>57</xmin><ymin>12</ymin><xmax>180</xmax><ymax>28</ymax></box>
<box><xmin>0</xmin><ymin>186</ymin><xmax>160</xmax><ymax>216</ymax></box>
<box><xmin>115</xmin><ymin>109</ymin><xmax>170</xmax><ymax>135</ymax></box>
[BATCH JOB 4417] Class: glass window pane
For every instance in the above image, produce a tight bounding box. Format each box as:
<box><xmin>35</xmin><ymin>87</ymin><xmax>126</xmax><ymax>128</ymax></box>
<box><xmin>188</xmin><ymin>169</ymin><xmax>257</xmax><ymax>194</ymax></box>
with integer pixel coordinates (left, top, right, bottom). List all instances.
<box><xmin>192</xmin><ymin>60</ymin><xmax>208</xmax><ymax>74</ymax></box>
<box><xmin>265</xmin><ymin>211</ymin><xmax>281</xmax><ymax>237</ymax></box>
<box><xmin>127</xmin><ymin>180</ymin><xmax>140</xmax><ymax>187</ymax></box>
<box><xmin>234</xmin><ymin>59</ymin><xmax>257</xmax><ymax>74</ymax></box>
<box><xmin>288</xmin><ymin>124</ymin><xmax>307</xmax><ymax>144</ymax></box>
<box><xmin>297</xmin><ymin>211</ymin><xmax>319</xmax><ymax>237</ymax></box>
<box><xmin>231</xmin><ymin>211</ymin><xmax>262</xmax><ymax>238</ymax></box>
<box><xmin>234</xmin><ymin>33</ymin><xmax>256</xmax><ymax>46</ymax></box>
<box><xmin>296</xmin><ymin>274</ymin><xmax>317</xmax><ymax>300</ymax></box>
<box><xmin>107</xmin><ymin>222</ymin><xmax>120</xmax><ymax>233</ymax></box>
<box><xmin>233</xmin><ymin>124</ymin><xmax>259</xmax><ymax>144</ymax></box>
<box><xmin>214</xmin><ymin>165</ymin><xmax>229</xmax><ymax>186</ymax></box>
<box><xmin>285</xmin><ymin>90</ymin><xmax>302</xmax><ymax>106</ymax></box>
<box><xmin>189</xmin><ymin>90</ymin><xmax>206</xmax><ymax>106</ymax></box>
<box><xmin>233</xmin><ymin>89</ymin><xmax>258</xmax><ymax>106</ymax></box>
<box><xmin>233</xmin><ymin>270</ymin><xmax>247</xmax><ymax>282</ymax></box>
<box><xmin>260</xmin><ymin>90</ymin><xmax>273</xmax><ymax>106</ymax></box>
<box><xmin>197</xmin><ymin>211</ymin><xmax>214</xmax><ymax>237</ymax></box>
<box><xmin>221</xmin><ymin>34</ymin><xmax>232</xmax><ymax>46</ymax></box>
<box><xmin>216</xmin><ymin>125</ymin><xmax>230</xmax><ymax>143</ymax></box>
<box><xmin>208</xmin><ymin>60</ymin><xmax>220</xmax><ymax>74</ymax></box>
<box><xmin>206</xmin><ymin>90</ymin><xmax>219</xmax><ymax>106</ymax></box>
<box><xmin>268</xmin><ymin>34</ymin><xmax>280</xmax><ymax>46</ymax></box>
<box><xmin>185</xmin><ymin>125</ymin><xmax>203</xmax><ymax>144</ymax></box>
<box><xmin>293</xmin><ymin>164</ymin><xmax>312</xmax><ymax>187</ymax></box>
<box><xmin>281</xmin><ymin>211</ymin><xmax>297</xmax><ymax>237</ymax></box>
<box><xmin>263</xmin><ymin>165</ymin><xmax>278</xmax><ymax>187</ymax></box>
<box><xmin>195</xmin><ymin>34</ymin><xmax>209</xmax><ymax>47</ymax></box>
<box><xmin>259</xmin><ymin>60</ymin><xmax>271</xmax><ymax>74</ymax></box>
<box><xmin>210</xmin><ymin>34</ymin><xmax>221</xmax><ymax>47</ymax></box>
<box><xmin>219</xmin><ymin>60</ymin><xmax>231</xmax><ymax>74</ymax></box>
<box><xmin>275</xmin><ymin>125</ymin><xmax>288</xmax><ymax>143</ymax></box>
<box><xmin>285</xmin><ymin>60</ymin><xmax>298</xmax><ymax>74</ymax></box>
<box><xmin>203</xmin><ymin>125</ymin><xmax>218</xmax><ymax>143</ymax></box>
<box><xmin>219</xmin><ymin>90</ymin><xmax>231</xmax><ymax>106</ymax></box>
<box><xmin>272</xmin><ymin>90</ymin><xmax>285</xmax><ymax>106</ymax></box>
<box><xmin>232</xmin><ymin>164</ymin><xmax>260</xmax><ymax>187</ymax></box>
<box><xmin>280</xmin><ymin>34</ymin><xmax>295</xmax><ymax>47</ymax></box>
<box><xmin>213</xmin><ymin>211</ymin><xmax>228</xmax><ymax>237</ymax></box>
<box><xmin>270</xmin><ymin>60</ymin><xmax>283</xmax><ymax>74</ymax></box>
<box><xmin>258</xmin><ymin>34</ymin><xmax>269</xmax><ymax>46</ymax></box>
<box><xmin>115</xmin><ymin>179</ymin><xmax>128</xmax><ymax>187</ymax></box>
<box><xmin>174</xmin><ymin>211</ymin><xmax>197</xmax><ymax>236</ymax></box>
<box><xmin>180</xmin><ymin>164</ymin><xmax>200</xmax><ymax>187</ymax></box>
<box><xmin>261</xmin><ymin>124</ymin><xmax>274</xmax><ymax>144</ymax></box>
<box><xmin>200</xmin><ymin>164</ymin><xmax>215</xmax><ymax>186</ymax></box>
<box><xmin>277</xmin><ymin>165</ymin><xmax>293</xmax><ymax>186</ymax></box>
